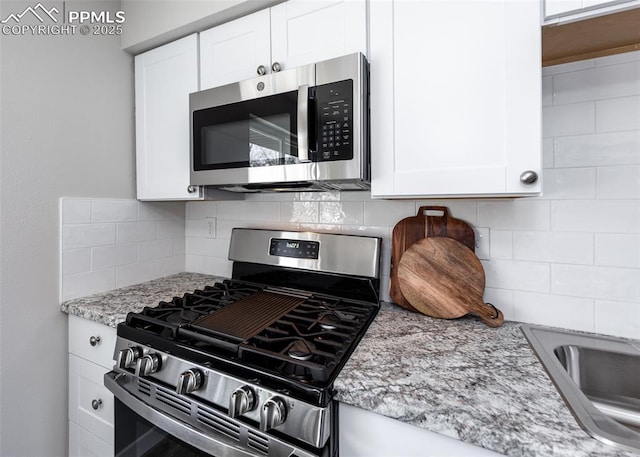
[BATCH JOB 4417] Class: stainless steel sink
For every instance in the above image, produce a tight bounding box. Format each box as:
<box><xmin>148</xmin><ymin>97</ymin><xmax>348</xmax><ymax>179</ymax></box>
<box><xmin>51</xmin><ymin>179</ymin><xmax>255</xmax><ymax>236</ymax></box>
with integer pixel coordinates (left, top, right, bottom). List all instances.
<box><xmin>521</xmin><ymin>325</ymin><xmax>640</xmax><ymax>452</ymax></box>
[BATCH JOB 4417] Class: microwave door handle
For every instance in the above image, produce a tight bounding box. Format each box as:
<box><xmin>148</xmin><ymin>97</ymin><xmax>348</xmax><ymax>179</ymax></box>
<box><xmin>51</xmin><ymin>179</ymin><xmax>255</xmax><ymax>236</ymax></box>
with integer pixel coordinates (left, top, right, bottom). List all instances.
<box><xmin>297</xmin><ymin>85</ymin><xmax>311</xmax><ymax>163</ymax></box>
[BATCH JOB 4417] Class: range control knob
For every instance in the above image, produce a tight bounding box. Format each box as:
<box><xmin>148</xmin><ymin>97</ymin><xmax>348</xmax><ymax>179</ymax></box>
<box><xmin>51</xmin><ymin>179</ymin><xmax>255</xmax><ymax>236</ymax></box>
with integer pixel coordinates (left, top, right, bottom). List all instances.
<box><xmin>260</xmin><ymin>397</ymin><xmax>287</xmax><ymax>432</ymax></box>
<box><xmin>134</xmin><ymin>353</ymin><xmax>161</xmax><ymax>377</ymax></box>
<box><xmin>229</xmin><ymin>386</ymin><xmax>256</xmax><ymax>418</ymax></box>
<box><xmin>117</xmin><ymin>346</ymin><xmax>143</xmax><ymax>369</ymax></box>
<box><xmin>176</xmin><ymin>369</ymin><xmax>203</xmax><ymax>395</ymax></box>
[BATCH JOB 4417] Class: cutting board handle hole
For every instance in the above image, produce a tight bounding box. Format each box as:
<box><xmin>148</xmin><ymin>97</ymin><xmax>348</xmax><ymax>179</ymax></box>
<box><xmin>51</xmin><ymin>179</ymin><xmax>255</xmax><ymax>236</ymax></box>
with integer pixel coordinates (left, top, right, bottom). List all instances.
<box><xmin>420</xmin><ymin>206</ymin><xmax>447</xmax><ymax>217</ymax></box>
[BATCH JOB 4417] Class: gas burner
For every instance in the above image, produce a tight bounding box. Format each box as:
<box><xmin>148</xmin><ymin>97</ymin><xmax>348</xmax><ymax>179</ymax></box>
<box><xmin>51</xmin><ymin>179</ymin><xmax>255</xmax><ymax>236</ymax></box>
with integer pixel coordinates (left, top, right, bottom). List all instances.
<box><xmin>287</xmin><ymin>339</ymin><xmax>316</xmax><ymax>361</ymax></box>
<box><xmin>317</xmin><ymin>313</ymin><xmax>341</xmax><ymax>330</ymax></box>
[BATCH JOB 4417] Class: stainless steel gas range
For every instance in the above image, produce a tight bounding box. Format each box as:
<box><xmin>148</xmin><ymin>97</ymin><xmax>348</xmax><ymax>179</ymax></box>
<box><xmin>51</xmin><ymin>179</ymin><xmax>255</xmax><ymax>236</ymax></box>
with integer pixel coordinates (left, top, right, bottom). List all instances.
<box><xmin>105</xmin><ymin>228</ymin><xmax>381</xmax><ymax>457</ymax></box>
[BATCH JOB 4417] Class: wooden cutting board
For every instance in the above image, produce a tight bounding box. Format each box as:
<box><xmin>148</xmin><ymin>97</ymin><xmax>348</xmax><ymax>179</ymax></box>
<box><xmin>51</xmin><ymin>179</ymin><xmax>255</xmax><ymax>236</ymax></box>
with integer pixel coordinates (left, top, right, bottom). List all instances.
<box><xmin>397</xmin><ymin>237</ymin><xmax>504</xmax><ymax>328</ymax></box>
<box><xmin>390</xmin><ymin>206</ymin><xmax>475</xmax><ymax>311</ymax></box>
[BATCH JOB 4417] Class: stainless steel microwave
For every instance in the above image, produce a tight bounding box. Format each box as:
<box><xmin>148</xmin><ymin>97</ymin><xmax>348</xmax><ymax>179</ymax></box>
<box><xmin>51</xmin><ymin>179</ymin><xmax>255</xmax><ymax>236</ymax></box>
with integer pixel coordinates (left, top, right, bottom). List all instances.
<box><xmin>189</xmin><ymin>53</ymin><xmax>369</xmax><ymax>192</ymax></box>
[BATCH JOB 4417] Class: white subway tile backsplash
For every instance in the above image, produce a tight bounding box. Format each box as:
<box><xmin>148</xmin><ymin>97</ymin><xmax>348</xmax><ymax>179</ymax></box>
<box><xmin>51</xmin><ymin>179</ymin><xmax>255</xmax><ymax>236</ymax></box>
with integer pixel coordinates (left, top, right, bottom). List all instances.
<box><xmin>596</xmin><ymin>96</ymin><xmax>640</xmax><ymax>132</ymax></box>
<box><xmin>61</xmin><ymin>198</ymin><xmax>187</xmax><ymax>302</ymax></box>
<box><xmin>157</xmin><ymin>219</ymin><xmax>185</xmax><ymax>239</ymax></box>
<box><xmin>281</xmin><ymin>202</ymin><xmax>319</xmax><ymax>224</ymax></box>
<box><xmin>512</xmin><ymin>231</ymin><xmax>593</xmax><ymax>265</ymax></box>
<box><xmin>552</xmin><ymin>264</ymin><xmax>640</xmax><ymax>302</ymax></box>
<box><xmin>542</xmin><ymin>75</ymin><xmax>553</xmax><ymax>107</ymax></box>
<box><xmin>63</xmin><ymin>223</ymin><xmax>116</xmax><ymax>249</ymax></box>
<box><xmin>92</xmin><ymin>243</ymin><xmax>137</xmax><ymax>269</ymax></box>
<box><xmin>319</xmin><ymin>202</ymin><xmax>364</xmax><ymax>225</ymax></box>
<box><xmin>490</xmin><ymin>230</ymin><xmax>513</xmax><ymax>259</ymax></box>
<box><xmin>542</xmin><ymin>102</ymin><xmax>594</xmax><ymax>137</ymax></box>
<box><xmin>512</xmin><ymin>291</ymin><xmax>595</xmax><ymax>332</ymax></box>
<box><xmin>552</xmin><ymin>200</ymin><xmax>640</xmax><ymax>233</ymax></box>
<box><xmin>553</xmin><ymin>61</ymin><xmax>640</xmax><ymax>104</ymax></box>
<box><xmin>138</xmin><ymin>239</ymin><xmax>174</xmax><ymax>262</ymax></box>
<box><xmin>187</xmin><ymin>201</ymin><xmax>218</xmax><ymax>219</ymax></box>
<box><xmin>595</xmin><ymin>234</ymin><xmax>640</xmax><ymax>268</ymax></box>
<box><xmin>363</xmin><ymin>201</ymin><xmax>415</xmax><ymax>226</ymax></box>
<box><xmin>483</xmin><ymin>288</ymin><xmax>515</xmax><ymax>321</ymax></box>
<box><xmin>555</xmin><ymin>131</ymin><xmax>640</xmax><ymax>168</ymax></box>
<box><xmin>482</xmin><ymin>260</ymin><xmax>551</xmax><ymax>293</ymax></box>
<box><xmin>539</xmin><ymin>168</ymin><xmax>596</xmax><ymax>199</ymax></box>
<box><xmin>62</xmin><ymin>249</ymin><xmax>91</xmax><ymax>275</ymax></box>
<box><xmin>478</xmin><ymin>200</ymin><xmax>550</xmax><ymax>231</ymax></box>
<box><xmin>63</xmin><ymin>269</ymin><xmax>116</xmax><ymax>301</ymax></box>
<box><xmin>597</xmin><ymin>165</ymin><xmax>640</xmax><ymax>199</ymax></box>
<box><xmin>541</xmin><ymin>59</ymin><xmax>595</xmax><ymax>76</ymax></box>
<box><xmin>62</xmin><ymin>199</ymin><xmax>91</xmax><ymax>224</ymax></box>
<box><xmin>116</xmin><ymin>261</ymin><xmax>158</xmax><ymax>289</ymax></box>
<box><xmin>116</xmin><ymin>221</ymin><xmax>157</xmax><ymax>243</ymax></box>
<box><xmin>595</xmin><ymin>300</ymin><xmax>640</xmax><ymax>339</ymax></box>
<box><xmin>245</xmin><ymin>202</ymin><xmax>281</xmax><ymax>222</ymax></box>
<box><xmin>542</xmin><ymin>138</ymin><xmax>555</xmax><ymax>169</ymax></box>
<box><xmin>217</xmin><ymin>201</ymin><xmax>247</xmax><ymax>220</ymax></box>
<box><xmin>91</xmin><ymin>200</ymin><xmax>138</xmax><ymax>222</ymax></box>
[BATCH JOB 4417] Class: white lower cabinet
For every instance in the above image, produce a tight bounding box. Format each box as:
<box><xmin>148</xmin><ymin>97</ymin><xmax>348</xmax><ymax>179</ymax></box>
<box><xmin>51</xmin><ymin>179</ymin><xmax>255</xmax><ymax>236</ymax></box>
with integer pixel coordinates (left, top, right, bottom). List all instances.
<box><xmin>339</xmin><ymin>403</ymin><xmax>503</xmax><ymax>456</ymax></box>
<box><xmin>68</xmin><ymin>315</ymin><xmax>116</xmax><ymax>457</ymax></box>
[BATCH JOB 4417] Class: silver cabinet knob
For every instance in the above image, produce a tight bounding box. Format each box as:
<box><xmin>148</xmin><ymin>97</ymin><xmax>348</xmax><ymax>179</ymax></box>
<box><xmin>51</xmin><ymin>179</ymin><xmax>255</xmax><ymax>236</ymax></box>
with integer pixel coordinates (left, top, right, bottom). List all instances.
<box><xmin>176</xmin><ymin>369</ymin><xmax>203</xmax><ymax>395</ymax></box>
<box><xmin>117</xmin><ymin>346</ymin><xmax>143</xmax><ymax>369</ymax></box>
<box><xmin>229</xmin><ymin>385</ymin><xmax>256</xmax><ymax>418</ymax></box>
<box><xmin>187</xmin><ymin>185</ymin><xmax>197</xmax><ymax>194</ymax></box>
<box><xmin>89</xmin><ymin>336</ymin><xmax>101</xmax><ymax>347</ymax></box>
<box><xmin>257</xmin><ymin>65</ymin><xmax>266</xmax><ymax>75</ymax></box>
<box><xmin>91</xmin><ymin>399</ymin><xmax>102</xmax><ymax>410</ymax></box>
<box><xmin>520</xmin><ymin>170</ymin><xmax>539</xmax><ymax>185</ymax></box>
<box><xmin>271</xmin><ymin>61</ymin><xmax>281</xmax><ymax>72</ymax></box>
<box><xmin>260</xmin><ymin>396</ymin><xmax>287</xmax><ymax>431</ymax></box>
<box><xmin>135</xmin><ymin>353</ymin><xmax>161</xmax><ymax>377</ymax></box>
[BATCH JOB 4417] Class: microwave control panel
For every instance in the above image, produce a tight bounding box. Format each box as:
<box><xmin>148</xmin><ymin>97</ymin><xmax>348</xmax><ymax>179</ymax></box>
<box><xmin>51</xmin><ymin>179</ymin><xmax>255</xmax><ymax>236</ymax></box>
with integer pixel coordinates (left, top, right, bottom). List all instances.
<box><xmin>314</xmin><ymin>79</ymin><xmax>354</xmax><ymax>162</ymax></box>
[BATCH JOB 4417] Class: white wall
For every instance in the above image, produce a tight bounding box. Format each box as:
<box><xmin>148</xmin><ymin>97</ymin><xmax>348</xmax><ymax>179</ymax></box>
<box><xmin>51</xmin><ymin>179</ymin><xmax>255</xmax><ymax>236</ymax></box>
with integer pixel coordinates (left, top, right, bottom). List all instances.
<box><xmin>0</xmin><ymin>1</ymin><xmax>135</xmax><ymax>455</ymax></box>
<box><xmin>185</xmin><ymin>50</ymin><xmax>640</xmax><ymax>340</ymax></box>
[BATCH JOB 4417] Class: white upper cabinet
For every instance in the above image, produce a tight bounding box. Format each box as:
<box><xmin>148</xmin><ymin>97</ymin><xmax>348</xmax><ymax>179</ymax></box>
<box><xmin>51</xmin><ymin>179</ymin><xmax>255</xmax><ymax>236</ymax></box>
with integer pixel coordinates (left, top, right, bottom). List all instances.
<box><xmin>543</xmin><ymin>0</ymin><xmax>640</xmax><ymax>24</ymax></box>
<box><xmin>135</xmin><ymin>34</ymin><xmax>203</xmax><ymax>200</ymax></box>
<box><xmin>200</xmin><ymin>9</ymin><xmax>272</xmax><ymax>90</ymax></box>
<box><xmin>199</xmin><ymin>0</ymin><xmax>367</xmax><ymax>90</ymax></box>
<box><xmin>370</xmin><ymin>0</ymin><xmax>542</xmax><ymax>199</ymax></box>
<box><xmin>270</xmin><ymin>0</ymin><xmax>367</xmax><ymax>70</ymax></box>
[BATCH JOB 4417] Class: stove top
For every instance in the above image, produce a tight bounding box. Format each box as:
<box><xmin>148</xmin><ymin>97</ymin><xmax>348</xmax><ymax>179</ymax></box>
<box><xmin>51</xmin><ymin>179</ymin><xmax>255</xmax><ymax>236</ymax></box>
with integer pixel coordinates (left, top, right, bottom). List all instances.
<box><xmin>123</xmin><ymin>279</ymin><xmax>378</xmax><ymax>389</ymax></box>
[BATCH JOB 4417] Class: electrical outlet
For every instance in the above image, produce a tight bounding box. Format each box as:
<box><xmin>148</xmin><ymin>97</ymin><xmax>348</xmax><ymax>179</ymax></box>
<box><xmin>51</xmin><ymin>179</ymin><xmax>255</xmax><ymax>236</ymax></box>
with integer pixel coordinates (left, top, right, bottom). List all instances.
<box><xmin>206</xmin><ymin>217</ymin><xmax>216</xmax><ymax>238</ymax></box>
<box><xmin>475</xmin><ymin>227</ymin><xmax>490</xmax><ymax>260</ymax></box>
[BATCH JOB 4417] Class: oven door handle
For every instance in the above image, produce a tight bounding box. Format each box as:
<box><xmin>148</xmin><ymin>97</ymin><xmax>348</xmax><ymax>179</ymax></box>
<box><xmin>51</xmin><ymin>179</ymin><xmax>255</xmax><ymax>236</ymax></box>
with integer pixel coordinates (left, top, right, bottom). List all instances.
<box><xmin>105</xmin><ymin>371</ymin><xmax>260</xmax><ymax>457</ymax></box>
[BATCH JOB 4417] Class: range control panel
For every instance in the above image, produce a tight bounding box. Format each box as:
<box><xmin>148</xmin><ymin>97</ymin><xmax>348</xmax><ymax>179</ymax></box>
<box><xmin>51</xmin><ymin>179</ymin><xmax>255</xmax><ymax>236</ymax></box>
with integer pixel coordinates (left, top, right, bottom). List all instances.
<box><xmin>269</xmin><ymin>238</ymin><xmax>320</xmax><ymax>259</ymax></box>
<box><xmin>314</xmin><ymin>79</ymin><xmax>354</xmax><ymax>162</ymax></box>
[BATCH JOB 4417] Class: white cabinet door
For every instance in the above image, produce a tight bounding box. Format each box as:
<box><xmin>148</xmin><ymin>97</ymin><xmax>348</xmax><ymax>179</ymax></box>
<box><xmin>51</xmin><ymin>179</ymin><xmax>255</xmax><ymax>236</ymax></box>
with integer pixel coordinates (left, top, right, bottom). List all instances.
<box><xmin>200</xmin><ymin>9</ymin><xmax>272</xmax><ymax>90</ymax></box>
<box><xmin>68</xmin><ymin>316</ymin><xmax>117</xmax><ymax>457</ymax></box>
<box><xmin>135</xmin><ymin>34</ymin><xmax>202</xmax><ymax>201</ymax></box>
<box><xmin>371</xmin><ymin>0</ymin><xmax>541</xmax><ymax>199</ymax></box>
<box><xmin>69</xmin><ymin>354</ymin><xmax>115</xmax><ymax>446</ymax></box>
<box><xmin>270</xmin><ymin>0</ymin><xmax>368</xmax><ymax>71</ymax></box>
<box><xmin>69</xmin><ymin>422</ymin><xmax>113</xmax><ymax>457</ymax></box>
<box><xmin>68</xmin><ymin>314</ymin><xmax>117</xmax><ymax>370</ymax></box>
<box><xmin>339</xmin><ymin>403</ymin><xmax>503</xmax><ymax>456</ymax></box>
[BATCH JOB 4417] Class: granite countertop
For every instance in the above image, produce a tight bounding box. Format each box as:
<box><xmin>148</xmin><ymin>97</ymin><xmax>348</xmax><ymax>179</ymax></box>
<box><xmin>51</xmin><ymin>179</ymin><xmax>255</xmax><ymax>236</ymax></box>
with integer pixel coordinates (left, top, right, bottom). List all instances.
<box><xmin>61</xmin><ymin>274</ymin><xmax>639</xmax><ymax>457</ymax></box>
<box><xmin>61</xmin><ymin>272</ymin><xmax>222</xmax><ymax>327</ymax></box>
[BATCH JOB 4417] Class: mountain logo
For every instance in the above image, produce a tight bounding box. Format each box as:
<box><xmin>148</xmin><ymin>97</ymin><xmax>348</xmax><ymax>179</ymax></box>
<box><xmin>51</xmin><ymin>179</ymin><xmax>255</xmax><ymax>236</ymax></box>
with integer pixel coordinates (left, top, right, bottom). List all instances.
<box><xmin>1</xmin><ymin>3</ymin><xmax>59</xmax><ymax>24</ymax></box>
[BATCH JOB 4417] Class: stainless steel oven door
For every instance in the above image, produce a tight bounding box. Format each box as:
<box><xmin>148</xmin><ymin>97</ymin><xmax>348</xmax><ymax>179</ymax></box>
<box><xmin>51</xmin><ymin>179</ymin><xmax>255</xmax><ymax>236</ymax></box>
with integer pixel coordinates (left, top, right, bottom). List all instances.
<box><xmin>105</xmin><ymin>371</ymin><xmax>322</xmax><ymax>457</ymax></box>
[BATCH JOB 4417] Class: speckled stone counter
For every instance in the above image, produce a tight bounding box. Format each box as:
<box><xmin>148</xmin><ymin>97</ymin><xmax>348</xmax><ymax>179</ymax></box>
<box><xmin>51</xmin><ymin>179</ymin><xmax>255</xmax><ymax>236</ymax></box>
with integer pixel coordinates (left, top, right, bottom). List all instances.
<box><xmin>60</xmin><ymin>272</ymin><xmax>221</xmax><ymax>327</ymax></box>
<box><xmin>61</xmin><ymin>278</ymin><xmax>639</xmax><ymax>457</ymax></box>
<box><xmin>334</xmin><ymin>302</ymin><xmax>639</xmax><ymax>457</ymax></box>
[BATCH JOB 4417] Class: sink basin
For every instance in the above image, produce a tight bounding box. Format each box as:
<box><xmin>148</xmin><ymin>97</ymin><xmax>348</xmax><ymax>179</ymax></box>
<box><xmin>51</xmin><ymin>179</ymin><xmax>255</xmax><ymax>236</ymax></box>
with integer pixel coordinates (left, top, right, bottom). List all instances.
<box><xmin>521</xmin><ymin>325</ymin><xmax>640</xmax><ymax>452</ymax></box>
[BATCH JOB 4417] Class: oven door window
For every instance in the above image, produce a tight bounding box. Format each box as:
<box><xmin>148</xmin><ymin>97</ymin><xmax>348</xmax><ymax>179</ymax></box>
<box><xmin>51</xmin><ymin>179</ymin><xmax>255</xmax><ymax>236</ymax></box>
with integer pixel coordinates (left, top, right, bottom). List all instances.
<box><xmin>193</xmin><ymin>91</ymin><xmax>300</xmax><ymax>170</ymax></box>
<box><xmin>114</xmin><ymin>399</ymin><xmax>209</xmax><ymax>457</ymax></box>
